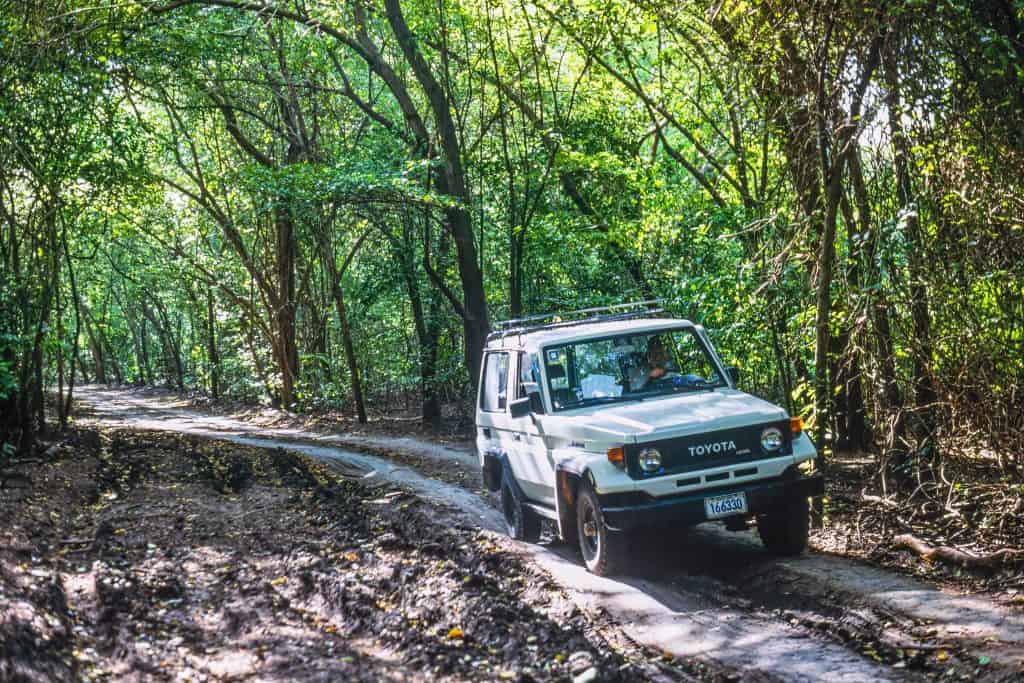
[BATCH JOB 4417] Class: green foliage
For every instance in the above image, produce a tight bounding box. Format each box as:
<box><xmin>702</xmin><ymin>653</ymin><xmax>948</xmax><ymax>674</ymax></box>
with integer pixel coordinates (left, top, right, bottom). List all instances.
<box><xmin>1</xmin><ymin>0</ymin><xmax>1021</xmax><ymax>462</ymax></box>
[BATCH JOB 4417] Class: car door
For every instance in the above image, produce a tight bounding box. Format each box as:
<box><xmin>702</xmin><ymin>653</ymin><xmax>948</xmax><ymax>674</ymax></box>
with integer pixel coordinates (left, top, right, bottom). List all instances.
<box><xmin>476</xmin><ymin>350</ymin><xmax>514</xmax><ymax>474</ymax></box>
<box><xmin>507</xmin><ymin>352</ymin><xmax>556</xmax><ymax>505</ymax></box>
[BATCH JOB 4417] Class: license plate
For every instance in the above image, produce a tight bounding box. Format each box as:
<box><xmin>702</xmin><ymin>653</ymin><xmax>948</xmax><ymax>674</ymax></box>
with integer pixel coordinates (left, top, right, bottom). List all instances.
<box><xmin>704</xmin><ymin>492</ymin><xmax>748</xmax><ymax>519</ymax></box>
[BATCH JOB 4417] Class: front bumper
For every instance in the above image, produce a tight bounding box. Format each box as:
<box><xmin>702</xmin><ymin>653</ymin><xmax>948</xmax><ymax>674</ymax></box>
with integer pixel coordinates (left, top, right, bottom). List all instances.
<box><xmin>600</xmin><ymin>469</ymin><xmax>824</xmax><ymax>531</ymax></box>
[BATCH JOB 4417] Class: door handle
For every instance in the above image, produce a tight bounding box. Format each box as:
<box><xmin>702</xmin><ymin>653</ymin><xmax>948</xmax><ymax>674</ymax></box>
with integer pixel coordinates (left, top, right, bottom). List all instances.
<box><xmin>512</xmin><ymin>433</ymin><xmax>523</xmax><ymax>441</ymax></box>
<box><xmin>482</xmin><ymin>428</ymin><xmax>492</xmax><ymax>439</ymax></box>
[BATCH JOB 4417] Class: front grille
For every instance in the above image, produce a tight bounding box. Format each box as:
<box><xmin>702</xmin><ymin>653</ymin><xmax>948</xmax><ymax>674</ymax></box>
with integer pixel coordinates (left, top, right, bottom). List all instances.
<box><xmin>625</xmin><ymin>420</ymin><xmax>791</xmax><ymax>479</ymax></box>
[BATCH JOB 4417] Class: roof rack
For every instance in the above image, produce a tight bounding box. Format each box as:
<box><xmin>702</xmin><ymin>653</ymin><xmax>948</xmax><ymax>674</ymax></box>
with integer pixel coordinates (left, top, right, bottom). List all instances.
<box><xmin>488</xmin><ymin>300</ymin><xmax>669</xmax><ymax>342</ymax></box>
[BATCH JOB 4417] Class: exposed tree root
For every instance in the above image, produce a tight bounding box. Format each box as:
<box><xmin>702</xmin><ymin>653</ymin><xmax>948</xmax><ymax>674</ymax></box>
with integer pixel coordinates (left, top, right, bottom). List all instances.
<box><xmin>894</xmin><ymin>533</ymin><xmax>1024</xmax><ymax>568</ymax></box>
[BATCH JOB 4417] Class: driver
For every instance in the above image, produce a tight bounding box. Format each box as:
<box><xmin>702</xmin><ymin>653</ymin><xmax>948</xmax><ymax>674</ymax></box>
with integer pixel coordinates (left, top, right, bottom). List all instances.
<box><xmin>629</xmin><ymin>336</ymin><xmax>677</xmax><ymax>390</ymax></box>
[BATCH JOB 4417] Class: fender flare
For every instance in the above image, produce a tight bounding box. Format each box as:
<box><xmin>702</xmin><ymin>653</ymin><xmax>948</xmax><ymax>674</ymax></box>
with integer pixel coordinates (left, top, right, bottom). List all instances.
<box><xmin>554</xmin><ymin>455</ymin><xmax>592</xmax><ymax>541</ymax></box>
<box><xmin>481</xmin><ymin>449</ymin><xmax>503</xmax><ymax>492</ymax></box>
<box><xmin>481</xmin><ymin>450</ymin><xmax>531</xmax><ymax>507</ymax></box>
<box><xmin>499</xmin><ymin>455</ymin><xmax>530</xmax><ymax>503</ymax></box>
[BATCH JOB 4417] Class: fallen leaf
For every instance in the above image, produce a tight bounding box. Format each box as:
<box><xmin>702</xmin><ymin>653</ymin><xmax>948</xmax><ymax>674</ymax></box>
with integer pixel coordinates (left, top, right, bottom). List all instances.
<box><xmin>936</xmin><ymin>650</ymin><xmax>948</xmax><ymax>661</ymax></box>
<box><xmin>447</xmin><ymin>626</ymin><xmax>464</xmax><ymax>640</ymax></box>
<box><xmin>270</xmin><ymin>576</ymin><xmax>288</xmax><ymax>586</ymax></box>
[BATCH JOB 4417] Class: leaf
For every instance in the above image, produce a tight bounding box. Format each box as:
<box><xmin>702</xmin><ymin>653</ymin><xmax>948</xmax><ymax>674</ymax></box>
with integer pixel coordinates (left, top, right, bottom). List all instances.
<box><xmin>446</xmin><ymin>626</ymin><xmax>464</xmax><ymax>640</ymax></box>
<box><xmin>936</xmin><ymin>650</ymin><xmax>948</xmax><ymax>661</ymax></box>
<box><xmin>270</xmin><ymin>576</ymin><xmax>288</xmax><ymax>586</ymax></box>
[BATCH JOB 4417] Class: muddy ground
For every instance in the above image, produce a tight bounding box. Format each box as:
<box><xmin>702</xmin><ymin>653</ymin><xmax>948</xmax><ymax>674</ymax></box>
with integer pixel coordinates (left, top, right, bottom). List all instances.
<box><xmin>1</xmin><ymin>426</ymin><xmax>727</xmax><ymax>682</ymax></box>
<box><xmin>6</xmin><ymin>388</ymin><xmax>1024</xmax><ymax>682</ymax></box>
<box><xmin>173</xmin><ymin>387</ymin><xmax>1024</xmax><ymax>599</ymax></box>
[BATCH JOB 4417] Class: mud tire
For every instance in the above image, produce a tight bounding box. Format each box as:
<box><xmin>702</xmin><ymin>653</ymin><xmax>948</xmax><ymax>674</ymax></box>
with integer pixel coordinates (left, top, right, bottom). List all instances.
<box><xmin>501</xmin><ymin>478</ymin><xmax>542</xmax><ymax>543</ymax></box>
<box><xmin>757</xmin><ymin>496</ymin><xmax>810</xmax><ymax>556</ymax></box>
<box><xmin>576</xmin><ymin>484</ymin><xmax>630</xmax><ymax>576</ymax></box>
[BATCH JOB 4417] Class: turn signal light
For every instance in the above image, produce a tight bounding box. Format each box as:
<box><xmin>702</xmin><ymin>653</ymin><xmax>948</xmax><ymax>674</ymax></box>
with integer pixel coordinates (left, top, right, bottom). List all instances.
<box><xmin>607</xmin><ymin>446</ymin><xmax>625</xmax><ymax>468</ymax></box>
<box><xmin>790</xmin><ymin>416</ymin><xmax>803</xmax><ymax>434</ymax></box>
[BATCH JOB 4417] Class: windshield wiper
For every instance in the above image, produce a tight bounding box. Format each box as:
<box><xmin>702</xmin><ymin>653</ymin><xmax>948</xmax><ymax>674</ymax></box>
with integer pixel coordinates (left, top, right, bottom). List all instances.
<box><xmin>634</xmin><ymin>380</ymin><xmax>718</xmax><ymax>397</ymax></box>
<box><xmin>670</xmin><ymin>381</ymin><xmax>718</xmax><ymax>393</ymax></box>
<box><xmin>560</xmin><ymin>395</ymin><xmax>642</xmax><ymax>409</ymax></box>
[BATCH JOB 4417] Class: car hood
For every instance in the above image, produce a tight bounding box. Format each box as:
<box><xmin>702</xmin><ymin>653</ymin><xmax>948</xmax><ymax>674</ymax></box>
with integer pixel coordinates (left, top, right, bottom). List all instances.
<box><xmin>541</xmin><ymin>389</ymin><xmax>788</xmax><ymax>444</ymax></box>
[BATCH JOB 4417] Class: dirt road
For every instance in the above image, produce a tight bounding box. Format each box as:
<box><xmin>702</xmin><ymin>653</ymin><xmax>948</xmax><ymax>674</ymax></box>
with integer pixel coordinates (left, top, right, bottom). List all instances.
<box><xmin>74</xmin><ymin>387</ymin><xmax>1024</xmax><ymax>681</ymax></box>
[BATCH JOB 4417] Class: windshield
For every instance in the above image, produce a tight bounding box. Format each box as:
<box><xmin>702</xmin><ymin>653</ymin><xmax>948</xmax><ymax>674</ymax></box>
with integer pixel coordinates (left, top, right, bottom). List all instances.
<box><xmin>542</xmin><ymin>328</ymin><xmax>726</xmax><ymax>411</ymax></box>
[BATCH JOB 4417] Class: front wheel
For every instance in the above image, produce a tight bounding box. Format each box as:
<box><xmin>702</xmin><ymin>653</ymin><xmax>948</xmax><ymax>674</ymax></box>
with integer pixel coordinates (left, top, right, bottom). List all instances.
<box><xmin>501</xmin><ymin>478</ymin><xmax>542</xmax><ymax>542</ymax></box>
<box><xmin>757</xmin><ymin>496</ymin><xmax>810</xmax><ymax>556</ymax></box>
<box><xmin>576</xmin><ymin>484</ymin><xmax>629</xmax><ymax>576</ymax></box>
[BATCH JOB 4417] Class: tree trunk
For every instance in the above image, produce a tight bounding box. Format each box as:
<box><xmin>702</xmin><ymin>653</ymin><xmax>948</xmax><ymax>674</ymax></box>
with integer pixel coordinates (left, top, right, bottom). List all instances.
<box><xmin>848</xmin><ymin>151</ymin><xmax>901</xmax><ymax>409</ymax></box>
<box><xmin>275</xmin><ymin>207</ymin><xmax>299</xmax><ymax>409</ymax></box>
<box><xmin>829</xmin><ymin>329</ymin><xmax>850</xmax><ymax>448</ymax></box>
<box><xmin>60</xmin><ymin>222</ymin><xmax>78</xmax><ymax>419</ymax></box>
<box><xmin>56</xmin><ymin>283</ymin><xmax>66</xmax><ymax>428</ymax></box>
<box><xmin>509</xmin><ymin>227</ymin><xmax>523</xmax><ymax>319</ymax></box>
<box><xmin>142</xmin><ymin>301</ymin><xmax>181</xmax><ymax>389</ymax></box>
<box><xmin>154</xmin><ymin>300</ymin><xmax>183</xmax><ymax>389</ymax></box>
<box><xmin>206</xmin><ymin>288</ymin><xmax>219</xmax><ymax>399</ymax></box>
<box><xmin>313</xmin><ymin>220</ymin><xmax>368</xmax><ymax>424</ymax></box>
<box><xmin>32</xmin><ymin>328</ymin><xmax>45</xmax><ymax>438</ymax></box>
<box><xmin>883</xmin><ymin>32</ymin><xmax>937</xmax><ymax>453</ymax></box>
<box><xmin>839</xmin><ymin>193</ymin><xmax>873</xmax><ymax>451</ymax></box>
<box><xmin>333</xmin><ymin>286</ymin><xmax>366</xmax><ymax>424</ymax></box>
<box><xmin>84</xmin><ymin>311</ymin><xmax>107</xmax><ymax>384</ymax></box>
<box><xmin>18</xmin><ymin>276</ymin><xmax>54</xmax><ymax>451</ymax></box>
<box><xmin>384</xmin><ymin>0</ymin><xmax>490</xmax><ymax>387</ymax></box>
<box><xmin>139</xmin><ymin>315</ymin><xmax>151</xmax><ymax>384</ymax></box>
<box><xmin>392</xmin><ymin>214</ymin><xmax>442</xmax><ymax>426</ymax></box>
<box><xmin>769</xmin><ymin>304</ymin><xmax>796</xmax><ymax>416</ymax></box>
<box><xmin>126</xmin><ymin>315</ymin><xmax>146</xmax><ymax>384</ymax></box>
<box><xmin>812</xmin><ymin>180</ymin><xmax>843</xmax><ymax>453</ymax></box>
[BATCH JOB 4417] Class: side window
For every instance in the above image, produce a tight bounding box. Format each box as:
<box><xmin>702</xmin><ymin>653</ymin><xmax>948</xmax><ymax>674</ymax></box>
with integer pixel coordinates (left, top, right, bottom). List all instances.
<box><xmin>673</xmin><ymin>331</ymin><xmax>720</xmax><ymax>384</ymax></box>
<box><xmin>516</xmin><ymin>352</ymin><xmax>540</xmax><ymax>398</ymax></box>
<box><xmin>480</xmin><ymin>352</ymin><xmax>509</xmax><ymax>412</ymax></box>
<box><xmin>545</xmin><ymin>348</ymin><xmax>569</xmax><ymax>391</ymax></box>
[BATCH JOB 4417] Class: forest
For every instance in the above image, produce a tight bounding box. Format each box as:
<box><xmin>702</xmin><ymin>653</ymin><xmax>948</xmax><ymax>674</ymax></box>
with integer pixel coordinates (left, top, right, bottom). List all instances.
<box><xmin>2</xmin><ymin>0</ymin><xmax>1023</xmax><ymax>472</ymax></box>
<box><xmin>4</xmin><ymin>1</ymin><xmax>1024</xmax><ymax>680</ymax></box>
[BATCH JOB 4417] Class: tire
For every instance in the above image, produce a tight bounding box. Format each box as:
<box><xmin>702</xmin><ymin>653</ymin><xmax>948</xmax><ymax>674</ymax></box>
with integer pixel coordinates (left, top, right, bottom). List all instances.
<box><xmin>501</xmin><ymin>478</ymin><xmax>542</xmax><ymax>542</ymax></box>
<box><xmin>757</xmin><ymin>496</ymin><xmax>810</xmax><ymax>556</ymax></box>
<box><xmin>576</xmin><ymin>483</ymin><xmax>630</xmax><ymax>576</ymax></box>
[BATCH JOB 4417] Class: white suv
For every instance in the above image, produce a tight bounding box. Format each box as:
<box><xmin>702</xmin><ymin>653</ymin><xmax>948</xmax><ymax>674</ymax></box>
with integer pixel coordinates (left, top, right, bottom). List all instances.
<box><xmin>476</xmin><ymin>304</ymin><xmax>822</xmax><ymax>576</ymax></box>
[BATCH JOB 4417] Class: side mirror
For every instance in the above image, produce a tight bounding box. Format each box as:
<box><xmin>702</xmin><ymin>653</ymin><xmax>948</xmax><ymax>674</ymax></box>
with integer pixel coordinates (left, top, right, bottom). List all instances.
<box><xmin>522</xmin><ymin>381</ymin><xmax>545</xmax><ymax>415</ymax></box>
<box><xmin>509</xmin><ymin>396</ymin><xmax>532</xmax><ymax>419</ymax></box>
<box><xmin>726</xmin><ymin>366</ymin><xmax>740</xmax><ymax>386</ymax></box>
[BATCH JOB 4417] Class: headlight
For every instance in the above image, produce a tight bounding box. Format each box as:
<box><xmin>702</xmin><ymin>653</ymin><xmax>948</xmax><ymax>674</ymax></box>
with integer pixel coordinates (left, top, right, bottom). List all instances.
<box><xmin>760</xmin><ymin>427</ymin><xmax>784</xmax><ymax>452</ymax></box>
<box><xmin>639</xmin><ymin>447</ymin><xmax>662</xmax><ymax>472</ymax></box>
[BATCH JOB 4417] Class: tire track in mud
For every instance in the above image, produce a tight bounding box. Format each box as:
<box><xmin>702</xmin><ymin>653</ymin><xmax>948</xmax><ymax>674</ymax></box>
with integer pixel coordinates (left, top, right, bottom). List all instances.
<box><xmin>75</xmin><ymin>387</ymin><xmax>1023</xmax><ymax>681</ymax></box>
